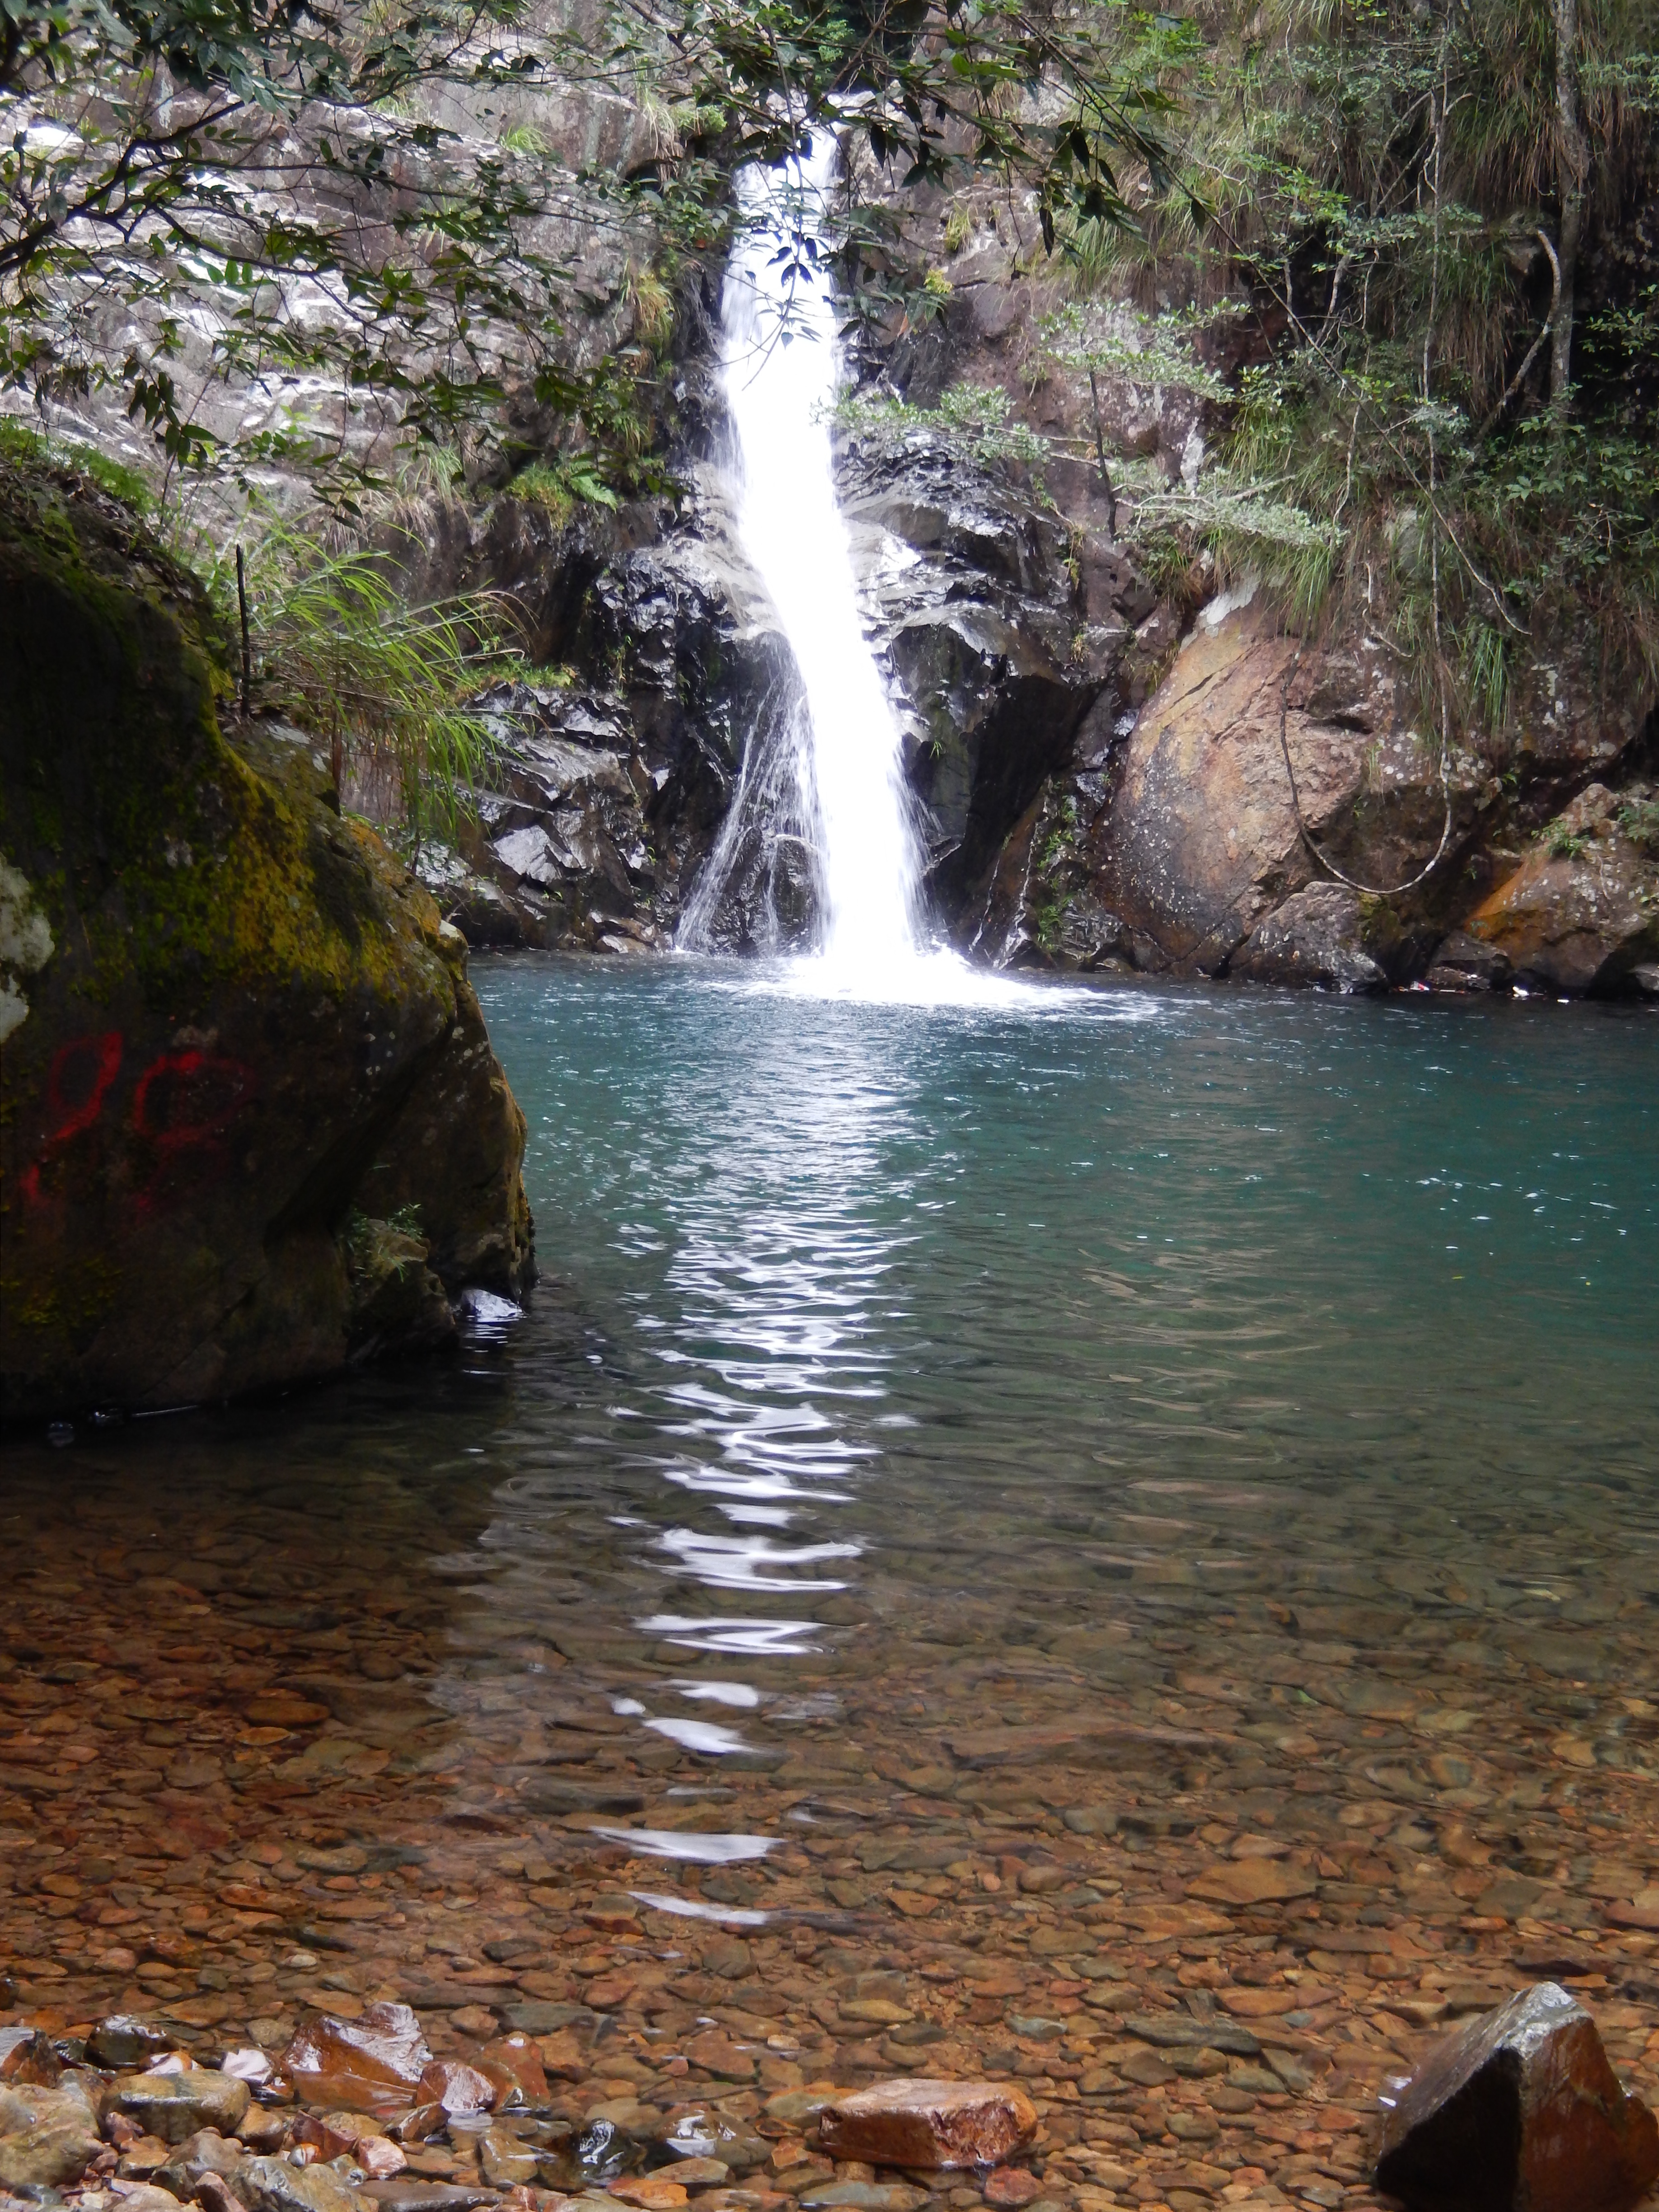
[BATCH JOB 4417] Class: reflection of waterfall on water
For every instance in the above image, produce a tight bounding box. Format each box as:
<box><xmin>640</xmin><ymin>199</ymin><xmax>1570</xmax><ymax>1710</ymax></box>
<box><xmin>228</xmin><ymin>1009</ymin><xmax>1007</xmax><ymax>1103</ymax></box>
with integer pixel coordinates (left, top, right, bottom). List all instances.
<box><xmin>679</xmin><ymin>131</ymin><xmax>923</xmax><ymax>980</ymax></box>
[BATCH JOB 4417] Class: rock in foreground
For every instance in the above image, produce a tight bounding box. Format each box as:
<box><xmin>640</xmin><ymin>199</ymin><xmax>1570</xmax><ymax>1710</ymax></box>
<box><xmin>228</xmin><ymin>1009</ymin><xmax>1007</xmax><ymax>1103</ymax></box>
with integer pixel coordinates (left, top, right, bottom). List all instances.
<box><xmin>1374</xmin><ymin>1981</ymin><xmax>1659</xmax><ymax>2212</ymax></box>
<box><xmin>0</xmin><ymin>460</ymin><xmax>533</xmax><ymax>1419</ymax></box>
<box><xmin>817</xmin><ymin>2080</ymin><xmax>1037</xmax><ymax>2171</ymax></box>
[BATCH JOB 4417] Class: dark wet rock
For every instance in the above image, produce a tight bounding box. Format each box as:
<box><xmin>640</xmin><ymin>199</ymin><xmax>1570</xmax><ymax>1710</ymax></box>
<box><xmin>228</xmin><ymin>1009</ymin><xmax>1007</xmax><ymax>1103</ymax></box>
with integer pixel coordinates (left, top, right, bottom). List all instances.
<box><xmin>279</xmin><ymin>2007</ymin><xmax>430</xmax><ymax>2122</ymax></box>
<box><xmin>1425</xmin><ymin>928</ymin><xmax>1514</xmax><ymax>993</ymax></box>
<box><xmin>153</xmin><ymin>2124</ymin><xmax>248</xmax><ymax>2198</ymax></box>
<box><xmin>103</xmin><ymin>2073</ymin><xmax>251</xmax><ymax>2148</ymax></box>
<box><xmin>837</xmin><ymin>432</ymin><xmax>1107</xmax><ymax>937</ymax></box>
<box><xmin>87</xmin><ymin>2021</ymin><xmax>175</xmax><ymax>2072</ymax></box>
<box><xmin>1122</xmin><ymin>2015</ymin><xmax>1261</xmax><ymax>2057</ymax></box>
<box><xmin>1228</xmin><ymin>884</ymin><xmax>1387</xmax><ymax>993</ymax></box>
<box><xmin>0</xmin><ymin>465</ymin><xmax>532</xmax><ymax>1420</ymax></box>
<box><xmin>818</xmin><ymin>2080</ymin><xmax>1038</xmax><ymax>2171</ymax></box>
<box><xmin>1374</xmin><ymin>1981</ymin><xmax>1659</xmax><ymax>2212</ymax></box>
<box><xmin>402</xmin><ymin>487</ymin><xmax>797</xmax><ymax>956</ymax></box>
<box><xmin>537</xmin><ymin>2116</ymin><xmax>649</xmax><ymax>2190</ymax></box>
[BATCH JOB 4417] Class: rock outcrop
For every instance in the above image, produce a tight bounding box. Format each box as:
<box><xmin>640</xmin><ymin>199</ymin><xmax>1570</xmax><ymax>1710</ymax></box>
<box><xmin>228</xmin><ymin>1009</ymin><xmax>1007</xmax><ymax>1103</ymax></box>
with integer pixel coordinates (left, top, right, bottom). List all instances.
<box><xmin>837</xmin><ymin>429</ymin><xmax>1115</xmax><ymax>926</ymax></box>
<box><xmin>1374</xmin><ymin>1982</ymin><xmax>1659</xmax><ymax>2212</ymax></box>
<box><xmin>1464</xmin><ymin>783</ymin><xmax>1659</xmax><ymax>995</ymax></box>
<box><xmin>0</xmin><ymin>460</ymin><xmax>534</xmax><ymax>1421</ymax></box>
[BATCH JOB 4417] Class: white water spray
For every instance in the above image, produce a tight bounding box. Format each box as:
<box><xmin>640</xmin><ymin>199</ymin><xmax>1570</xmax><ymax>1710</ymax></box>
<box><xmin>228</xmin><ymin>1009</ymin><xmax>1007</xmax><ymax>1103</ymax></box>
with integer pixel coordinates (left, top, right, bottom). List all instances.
<box><xmin>682</xmin><ymin>132</ymin><xmax>1081</xmax><ymax>1011</ymax></box>
<box><xmin>700</xmin><ymin>134</ymin><xmax>921</xmax><ymax>979</ymax></box>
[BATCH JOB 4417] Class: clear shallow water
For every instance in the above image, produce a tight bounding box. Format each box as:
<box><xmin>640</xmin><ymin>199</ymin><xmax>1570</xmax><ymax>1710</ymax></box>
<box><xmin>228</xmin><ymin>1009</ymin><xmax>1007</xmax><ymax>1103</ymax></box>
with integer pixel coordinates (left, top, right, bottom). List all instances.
<box><xmin>4</xmin><ymin>960</ymin><xmax>1659</xmax><ymax>2196</ymax></box>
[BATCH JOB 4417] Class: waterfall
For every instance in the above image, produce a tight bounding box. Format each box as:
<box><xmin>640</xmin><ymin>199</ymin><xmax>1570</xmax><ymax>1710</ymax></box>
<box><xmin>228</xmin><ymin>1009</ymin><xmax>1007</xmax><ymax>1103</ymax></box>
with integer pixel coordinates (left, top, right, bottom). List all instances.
<box><xmin>681</xmin><ymin>131</ymin><xmax>923</xmax><ymax>983</ymax></box>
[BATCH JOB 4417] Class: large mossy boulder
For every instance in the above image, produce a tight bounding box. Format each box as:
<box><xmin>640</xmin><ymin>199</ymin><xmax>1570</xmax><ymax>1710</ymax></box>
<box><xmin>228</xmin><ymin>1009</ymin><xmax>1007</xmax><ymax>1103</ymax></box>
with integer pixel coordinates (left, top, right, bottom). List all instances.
<box><xmin>0</xmin><ymin>461</ymin><xmax>533</xmax><ymax>1420</ymax></box>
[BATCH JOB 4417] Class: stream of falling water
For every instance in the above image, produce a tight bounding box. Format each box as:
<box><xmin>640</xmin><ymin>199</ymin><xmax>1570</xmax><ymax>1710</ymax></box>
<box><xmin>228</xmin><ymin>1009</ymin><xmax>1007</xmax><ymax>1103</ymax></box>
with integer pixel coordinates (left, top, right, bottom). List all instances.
<box><xmin>713</xmin><ymin>132</ymin><xmax>919</xmax><ymax>981</ymax></box>
<box><xmin>682</xmin><ymin>134</ymin><xmax>1041</xmax><ymax>1005</ymax></box>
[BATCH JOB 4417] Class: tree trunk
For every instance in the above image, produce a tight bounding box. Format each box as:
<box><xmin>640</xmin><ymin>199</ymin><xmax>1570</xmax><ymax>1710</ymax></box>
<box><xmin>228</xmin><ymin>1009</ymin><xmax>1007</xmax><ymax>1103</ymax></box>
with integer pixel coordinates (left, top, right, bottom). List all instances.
<box><xmin>1551</xmin><ymin>0</ymin><xmax>1588</xmax><ymax>408</ymax></box>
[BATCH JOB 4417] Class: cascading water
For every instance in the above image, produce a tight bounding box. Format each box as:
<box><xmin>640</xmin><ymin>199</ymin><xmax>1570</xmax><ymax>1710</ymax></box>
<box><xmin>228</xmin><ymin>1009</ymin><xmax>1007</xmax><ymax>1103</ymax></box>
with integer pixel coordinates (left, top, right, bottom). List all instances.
<box><xmin>680</xmin><ymin>132</ymin><xmax>924</xmax><ymax>984</ymax></box>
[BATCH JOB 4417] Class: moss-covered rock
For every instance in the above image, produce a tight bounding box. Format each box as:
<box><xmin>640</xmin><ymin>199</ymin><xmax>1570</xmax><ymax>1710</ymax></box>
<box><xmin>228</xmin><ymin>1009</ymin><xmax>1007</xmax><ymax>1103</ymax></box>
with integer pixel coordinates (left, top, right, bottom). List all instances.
<box><xmin>0</xmin><ymin>459</ymin><xmax>533</xmax><ymax>1420</ymax></box>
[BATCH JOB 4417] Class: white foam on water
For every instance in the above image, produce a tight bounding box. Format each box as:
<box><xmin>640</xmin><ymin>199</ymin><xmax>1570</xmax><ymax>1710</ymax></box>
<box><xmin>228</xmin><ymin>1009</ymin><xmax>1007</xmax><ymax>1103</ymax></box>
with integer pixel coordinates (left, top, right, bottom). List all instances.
<box><xmin>589</xmin><ymin>1826</ymin><xmax>775</xmax><ymax>1862</ymax></box>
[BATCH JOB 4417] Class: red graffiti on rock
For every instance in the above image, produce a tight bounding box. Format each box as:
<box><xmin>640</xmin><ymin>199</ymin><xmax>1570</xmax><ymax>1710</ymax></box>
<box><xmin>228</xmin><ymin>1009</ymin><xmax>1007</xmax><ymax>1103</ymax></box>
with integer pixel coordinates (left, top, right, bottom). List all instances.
<box><xmin>17</xmin><ymin>1031</ymin><xmax>124</xmax><ymax>1204</ymax></box>
<box><xmin>129</xmin><ymin>1048</ymin><xmax>256</xmax><ymax>1213</ymax></box>
<box><xmin>17</xmin><ymin>1033</ymin><xmax>255</xmax><ymax>1217</ymax></box>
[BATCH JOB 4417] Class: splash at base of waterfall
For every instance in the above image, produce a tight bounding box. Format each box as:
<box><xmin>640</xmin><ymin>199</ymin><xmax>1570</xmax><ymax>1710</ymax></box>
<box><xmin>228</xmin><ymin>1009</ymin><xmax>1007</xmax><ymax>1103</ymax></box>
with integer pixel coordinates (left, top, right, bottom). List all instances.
<box><xmin>679</xmin><ymin>130</ymin><xmax>1040</xmax><ymax>1007</ymax></box>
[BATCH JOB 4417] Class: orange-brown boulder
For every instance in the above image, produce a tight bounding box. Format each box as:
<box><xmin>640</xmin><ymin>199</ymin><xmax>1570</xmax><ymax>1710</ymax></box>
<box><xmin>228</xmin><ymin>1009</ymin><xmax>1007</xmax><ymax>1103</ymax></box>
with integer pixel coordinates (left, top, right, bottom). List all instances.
<box><xmin>280</xmin><ymin>2004</ymin><xmax>430</xmax><ymax>2121</ymax></box>
<box><xmin>818</xmin><ymin>2081</ymin><xmax>1037</xmax><ymax>2170</ymax></box>
<box><xmin>1374</xmin><ymin>1981</ymin><xmax>1659</xmax><ymax>2212</ymax></box>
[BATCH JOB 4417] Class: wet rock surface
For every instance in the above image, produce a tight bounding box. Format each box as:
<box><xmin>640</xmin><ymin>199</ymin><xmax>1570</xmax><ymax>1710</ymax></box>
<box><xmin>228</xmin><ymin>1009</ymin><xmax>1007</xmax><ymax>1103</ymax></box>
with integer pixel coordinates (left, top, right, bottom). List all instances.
<box><xmin>403</xmin><ymin>486</ymin><xmax>799</xmax><ymax>958</ymax></box>
<box><xmin>834</xmin><ymin>434</ymin><xmax>1110</xmax><ymax>933</ymax></box>
<box><xmin>1229</xmin><ymin>890</ymin><xmax>1386</xmax><ymax>996</ymax></box>
<box><xmin>0</xmin><ymin>464</ymin><xmax>533</xmax><ymax>1419</ymax></box>
<box><xmin>818</xmin><ymin>2082</ymin><xmax>1036</xmax><ymax>2170</ymax></box>
<box><xmin>1374</xmin><ymin>1981</ymin><xmax>1659</xmax><ymax>2212</ymax></box>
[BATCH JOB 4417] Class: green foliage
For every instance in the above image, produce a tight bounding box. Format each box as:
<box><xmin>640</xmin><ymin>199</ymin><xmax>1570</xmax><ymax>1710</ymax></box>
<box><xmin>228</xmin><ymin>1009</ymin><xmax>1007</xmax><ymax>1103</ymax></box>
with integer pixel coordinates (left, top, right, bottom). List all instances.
<box><xmin>0</xmin><ymin>412</ymin><xmax>152</xmax><ymax>511</ymax></box>
<box><xmin>228</xmin><ymin>525</ymin><xmax>517</xmax><ymax>859</ymax></box>
<box><xmin>506</xmin><ymin>457</ymin><xmax>621</xmax><ymax>518</ymax></box>
<box><xmin>1079</xmin><ymin>0</ymin><xmax>1659</xmax><ymax>743</ymax></box>
<box><xmin>1547</xmin><ymin>825</ymin><xmax>1589</xmax><ymax>859</ymax></box>
<box><xmin>1037</xmin><ymin>302</ymin><xmax>1233</xmax><ymax>405</ymax></box>
<box><xmin>345</xmin><ymin>1205</ymin><xmax>426</xmax><ymax>1279</ymax></box>
<box><xmin>835</xmin><ymin>382</ymin><xmax>1048</xmax><ymax>470</ymax></box>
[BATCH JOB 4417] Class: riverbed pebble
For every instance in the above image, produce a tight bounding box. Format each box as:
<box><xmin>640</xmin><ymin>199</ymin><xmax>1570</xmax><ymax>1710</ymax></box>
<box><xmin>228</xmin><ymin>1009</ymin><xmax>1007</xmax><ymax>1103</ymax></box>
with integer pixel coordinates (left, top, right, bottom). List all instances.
<box><xmin>4</xmin><ymin>1467</ymin><xmax>1659</xmax><ymax>2212</ymax></box>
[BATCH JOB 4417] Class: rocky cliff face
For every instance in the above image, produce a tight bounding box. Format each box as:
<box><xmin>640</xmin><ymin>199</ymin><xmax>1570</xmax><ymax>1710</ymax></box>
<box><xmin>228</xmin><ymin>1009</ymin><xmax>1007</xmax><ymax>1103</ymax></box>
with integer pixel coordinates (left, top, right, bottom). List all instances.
<box><xmin>341</xmin><ymin>198</ymin><xmax>1659</xmax><ymax>1000</ymax></box>
<box><xmin>0</xmin><ymin>463</ymin><xmax>534</xmax><ymax>1421</ymax></box>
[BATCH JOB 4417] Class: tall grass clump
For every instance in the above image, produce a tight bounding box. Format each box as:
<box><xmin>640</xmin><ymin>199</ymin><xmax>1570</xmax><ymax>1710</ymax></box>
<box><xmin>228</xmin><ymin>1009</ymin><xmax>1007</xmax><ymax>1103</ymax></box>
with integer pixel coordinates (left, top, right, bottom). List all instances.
<box><xmin>228</xmin><ymin>528</ymin><xmax>520</xmax><ymax>859</ymax></box>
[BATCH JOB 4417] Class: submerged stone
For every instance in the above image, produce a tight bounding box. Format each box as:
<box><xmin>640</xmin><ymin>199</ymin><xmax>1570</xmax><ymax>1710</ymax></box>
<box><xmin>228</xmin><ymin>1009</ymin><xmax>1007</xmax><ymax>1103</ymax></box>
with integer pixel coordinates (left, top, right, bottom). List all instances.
<box><xmin>818</xmin><ymin>2080</ymin><xmax>1037</xmax><ymax>2171</ymax></box>
<box><xmin>103</xmin><ymin>2070</ymin><xmax>252</xmax><ymax>2146</ymax></box>
<box><xmin>1374</xmin><ymin>1982</ymin><xmax>1659</xmax><ymax>2212</ymax></box>
<box><xmin>232</xmin><ymin>2151</ymin><xmax>361</xmax><ymax>2212</ymax></box>
<box><xmin>281</xmin><ymin>2005</ymin><xmax>431</xmax><ymax>2121</ymax></box>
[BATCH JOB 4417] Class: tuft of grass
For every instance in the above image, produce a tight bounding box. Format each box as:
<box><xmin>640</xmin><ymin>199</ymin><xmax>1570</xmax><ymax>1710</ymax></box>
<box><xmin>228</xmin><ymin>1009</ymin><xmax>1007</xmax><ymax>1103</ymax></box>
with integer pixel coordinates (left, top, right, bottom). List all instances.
<box><xmin>499</xmin><ymin>122</ymin><xmax>548</xmax><ymax>157</ymax></box>
<box><xmin>0</xmin><ymin>416</ymin><xmax>155</xmax><ymax>514</ymax></box>
<box><xmin>227</xmin><ymin>524</ymin><xmax>520</xmax><ymax>860</ymax></box>
<box><xmin>628</xmin><ymin>264</ymin><xmax>675</xmax><ymax>355</ymax></box>
<box><xmin>505</xmin><ymin>457</ymin><xmax>620</xmax><ymax>520</ymax></box>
